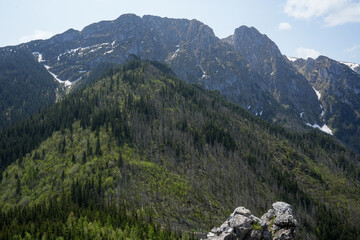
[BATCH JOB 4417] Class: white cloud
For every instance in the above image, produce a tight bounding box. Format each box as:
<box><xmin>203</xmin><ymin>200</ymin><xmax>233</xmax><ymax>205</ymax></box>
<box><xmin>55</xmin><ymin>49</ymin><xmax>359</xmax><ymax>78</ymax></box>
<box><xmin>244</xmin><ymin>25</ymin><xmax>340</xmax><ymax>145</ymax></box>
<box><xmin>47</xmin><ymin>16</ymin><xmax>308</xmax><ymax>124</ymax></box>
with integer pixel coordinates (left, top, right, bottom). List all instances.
<box><xmin>284</xmin><ymin>0</ymin><xmax>360</xmax><ymax>26</ymax></box>
<box><xmin>296</xmin><ymin>47</ymin><xmax>321</xmax><ymax>59</ymax></box>
<box><xmin>278</xmin><ymin>22</ymin><xmax>292</xmax><ymax>30</ymax></box>
<box><xmin>324</xmin><ymin>2</ymin><xmax>360</xmax><ymax>26</ymax></box>
<box><xmin>19</xmin><ymin>30</ymin><xmax>54</xmax><ymax>44</ymax></box>
<box><xmin>345</xmin><ymin>45</ymin><xmax>360</xmax><ymax>52</ymax></box>
<box><xmin>284</xmin><ymin>0</ymin><xmax>348</xmax><ymax>19</ymax></box>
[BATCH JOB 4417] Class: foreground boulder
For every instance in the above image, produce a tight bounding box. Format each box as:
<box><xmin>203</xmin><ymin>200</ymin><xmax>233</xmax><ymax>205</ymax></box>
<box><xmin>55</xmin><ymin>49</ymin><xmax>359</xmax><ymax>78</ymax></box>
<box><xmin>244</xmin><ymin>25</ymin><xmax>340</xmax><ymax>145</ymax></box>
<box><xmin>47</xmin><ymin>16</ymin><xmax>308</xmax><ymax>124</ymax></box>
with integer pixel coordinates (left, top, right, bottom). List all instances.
<box><xmin>204</xmin><ymin>202</ymin><xmax>297</xmax><ymax>240</ymax></box>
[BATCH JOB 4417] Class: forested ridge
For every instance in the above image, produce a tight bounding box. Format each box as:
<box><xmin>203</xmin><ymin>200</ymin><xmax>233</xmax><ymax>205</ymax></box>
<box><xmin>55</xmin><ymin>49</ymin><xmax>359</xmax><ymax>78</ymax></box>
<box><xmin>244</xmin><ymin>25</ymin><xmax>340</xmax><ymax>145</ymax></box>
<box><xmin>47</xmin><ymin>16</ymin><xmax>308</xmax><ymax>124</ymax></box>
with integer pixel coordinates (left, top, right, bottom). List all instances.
<box><xmin>0</xmin><ymin>47</ymin><xmax>59</xmax><ymax>129</ymax></box>
<box><xmin>0</xmin><ymin>60</ymin><xmax>359</xmax><ymax>239</ymax></box>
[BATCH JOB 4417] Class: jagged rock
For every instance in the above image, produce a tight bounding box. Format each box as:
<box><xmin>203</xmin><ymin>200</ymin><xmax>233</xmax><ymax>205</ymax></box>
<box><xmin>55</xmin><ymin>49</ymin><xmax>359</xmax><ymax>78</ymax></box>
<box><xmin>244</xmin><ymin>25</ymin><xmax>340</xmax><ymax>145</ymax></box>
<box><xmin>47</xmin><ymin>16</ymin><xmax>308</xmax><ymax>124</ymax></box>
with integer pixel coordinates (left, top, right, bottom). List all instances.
<box><xmin>272</xmin><ymin>202</ymin><xmax>292</xmax><ymax>215</ymax></box>
<box><xmin>273</xmin><ymin>229</ymin><xmax>293</xmax><ymax>240</ymax></box>
<box><xmin>232</xmin><ymin>206</ymin><xmax>252</xmax><ymax>217</ymax></box>
<box><xmin>274</xmin><ymin>214</ymin><xmax>297</xmax><ymax>227</ymax></box>
<box><xmin>203</xmin><ymin>202</ymin><xmax>297</xmax><ymax>240</ymax></box>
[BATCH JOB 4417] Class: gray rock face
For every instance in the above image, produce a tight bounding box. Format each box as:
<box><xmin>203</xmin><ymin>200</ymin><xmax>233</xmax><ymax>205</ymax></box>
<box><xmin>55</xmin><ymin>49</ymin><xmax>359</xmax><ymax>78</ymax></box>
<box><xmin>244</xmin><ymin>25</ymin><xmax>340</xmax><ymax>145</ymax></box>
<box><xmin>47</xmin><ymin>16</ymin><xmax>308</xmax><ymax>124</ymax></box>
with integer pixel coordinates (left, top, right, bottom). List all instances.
<box><xmin>204</xmin><ymin>202</ymin><xmax>297</xmax><ymax>240</ymax></box>
<box><xmin>292</xmin><ymin>56</ymin><xmax>360</xmax><ymax>152</ymax></box>
<box><xmin>19</xmin><ymin>14</ymin><xmax>322</xmax><ymax>133</ymax></box>
<box><xmin>224</xmin><ymin>26</ymin><xmax>321</xmax><ymax>125</ymax></box>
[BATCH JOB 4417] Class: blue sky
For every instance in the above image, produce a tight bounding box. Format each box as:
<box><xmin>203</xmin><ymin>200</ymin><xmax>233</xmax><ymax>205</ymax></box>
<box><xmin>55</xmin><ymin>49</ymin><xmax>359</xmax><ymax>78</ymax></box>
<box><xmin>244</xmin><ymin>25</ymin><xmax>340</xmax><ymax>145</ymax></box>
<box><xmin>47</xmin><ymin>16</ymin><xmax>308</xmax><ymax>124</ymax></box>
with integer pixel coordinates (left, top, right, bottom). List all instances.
<box><xmin>1</xmin><ymin>0</ymin><xmax>360</xmax><ymax>63</ymax></box>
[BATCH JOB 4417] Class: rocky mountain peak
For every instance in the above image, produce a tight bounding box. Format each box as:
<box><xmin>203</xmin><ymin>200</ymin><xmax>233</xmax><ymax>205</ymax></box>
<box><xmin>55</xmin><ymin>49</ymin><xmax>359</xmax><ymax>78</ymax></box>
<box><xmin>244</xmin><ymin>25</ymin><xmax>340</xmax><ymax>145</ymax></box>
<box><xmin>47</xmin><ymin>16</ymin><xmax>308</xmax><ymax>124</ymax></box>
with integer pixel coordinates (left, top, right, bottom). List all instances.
<box><xmin>224</xmin><ymin>25</ymin><xmax>321</xmax><ymax>124</ymax></box>
<box><xmin>50</xmin><ymin>29</ymin><xmax>80</xmax><ymax>43</ymax></box>
<box><xmin>228</xmin><ymin>25</ymin><xmax>282</xmax><ymax>60</ymax></box>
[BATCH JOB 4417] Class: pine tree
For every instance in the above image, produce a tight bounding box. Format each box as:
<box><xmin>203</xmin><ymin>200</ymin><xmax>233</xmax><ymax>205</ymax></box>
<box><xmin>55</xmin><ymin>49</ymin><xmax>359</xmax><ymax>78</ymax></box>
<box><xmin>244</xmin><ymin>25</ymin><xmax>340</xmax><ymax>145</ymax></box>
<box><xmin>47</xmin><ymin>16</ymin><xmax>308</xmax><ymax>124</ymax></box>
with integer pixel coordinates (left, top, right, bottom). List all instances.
<box><xmin>95</xmin><ymin>137</ymin><xmax>102</xmax><ymax>156</ymax></box>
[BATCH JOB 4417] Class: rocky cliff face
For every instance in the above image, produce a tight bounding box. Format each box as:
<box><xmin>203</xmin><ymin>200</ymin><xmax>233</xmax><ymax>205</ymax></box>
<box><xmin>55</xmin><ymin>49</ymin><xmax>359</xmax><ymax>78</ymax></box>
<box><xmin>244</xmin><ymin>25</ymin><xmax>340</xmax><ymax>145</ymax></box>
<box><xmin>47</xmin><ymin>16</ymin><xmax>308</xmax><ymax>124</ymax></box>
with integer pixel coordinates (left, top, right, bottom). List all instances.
<box><xmin>224</xmin><ymin>26</ymin><xmax>321</xmax><ymax>125</ymax></box>
<box><xmin>292</xmin><ymin>56</ymin><xmax>360</xmax><ymax>151</ymax></box>
<box><xmin>21</xmin><ymin>14</ymin><xmax>320</xmax><ymax>131</ymax></box>
<box><xmin>204</xmin><ymin>202</ymin><xmax>298</xmax><ymax>240</ymax></box>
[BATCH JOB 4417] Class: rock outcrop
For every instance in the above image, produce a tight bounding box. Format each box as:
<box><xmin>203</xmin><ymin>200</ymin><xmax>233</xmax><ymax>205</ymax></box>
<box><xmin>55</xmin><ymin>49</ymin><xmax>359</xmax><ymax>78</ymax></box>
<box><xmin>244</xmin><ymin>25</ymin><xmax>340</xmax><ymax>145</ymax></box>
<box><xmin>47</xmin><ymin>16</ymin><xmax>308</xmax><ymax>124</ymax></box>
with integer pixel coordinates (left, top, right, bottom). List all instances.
<box><xmin>204</xmin><ymin>202</ymin><xmax>297</xmax><ymax>240</ymax></box>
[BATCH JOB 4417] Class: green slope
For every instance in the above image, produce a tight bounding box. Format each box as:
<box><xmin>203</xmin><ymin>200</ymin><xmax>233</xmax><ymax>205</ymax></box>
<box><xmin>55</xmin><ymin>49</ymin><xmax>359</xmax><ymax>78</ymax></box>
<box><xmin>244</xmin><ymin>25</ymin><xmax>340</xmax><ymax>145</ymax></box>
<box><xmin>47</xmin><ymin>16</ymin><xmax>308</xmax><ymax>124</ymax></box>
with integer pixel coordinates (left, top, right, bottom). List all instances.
<box><xmin>0</xmin><ymin>60</ymin><xmax>359</xmax><ymax>239</ymax></box>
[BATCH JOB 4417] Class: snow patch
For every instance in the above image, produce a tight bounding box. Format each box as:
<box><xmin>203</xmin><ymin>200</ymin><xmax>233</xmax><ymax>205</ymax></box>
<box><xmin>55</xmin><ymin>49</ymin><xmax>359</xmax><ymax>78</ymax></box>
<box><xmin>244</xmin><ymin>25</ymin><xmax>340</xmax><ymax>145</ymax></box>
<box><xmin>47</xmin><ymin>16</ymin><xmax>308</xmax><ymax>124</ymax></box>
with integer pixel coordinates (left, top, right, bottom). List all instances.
<box><xmin>44</xmin><ymin>65</ymin><xmax>73</xmax><ymax>87</ymax></box>
<box><xmin>33</xmin><ymin>52</ymin><xmax>45</xmax><ymax>63</ymax></box>
<box><xmin>59</xmin><ymin>42</ymin><xmax>112</xmax><ymax>58</ymax></box>
<box><xmin>171</xmin><ymin>48</ymin><xmax>180</xmax><ymax>59</ymax></box>
<box><xmin>104</xmin><ymin>49</ymin><xmax>114</xmax><ymax>55</ymax></box>
<box><xmin>300</xmin><ymin>112</ymin><xmax>304</xmax><ymax>118</ymax></box>
<box><xmin>199</xmin><ymin>65</ymin><xmax>207</xmax><ymax>79</ymax></box>
<box><xmin>340</xmin><ymin>61</ymin><xmax>360</xmax><ymax>72</ymax></box>
<box><xmin>260</xmin><ymin>111</ymin><xmax>263</xmax><ymax>116</ymax></box>
<box><xmin>48</xmin><ymin>71</ymin><xmax>72</xmax><ymax>87</ymax></box>
<box><xmin>286</xmin><ymin>56</ymin><xmax>299</xmax><ymax>62</ymax></box>
<box><xmin>306</xmin><ymin>122</ymin><xmax>333</xmax><ymax>135</ymax></box>
<box><xmin>312</xmin><ymin>87</ymin><xmax>321</xmax><ymax>100</ymax></box>
<box><xmin>248</xmin><ymin>106</ymin><xmax>251</xmax><ymax>109</ymax></box>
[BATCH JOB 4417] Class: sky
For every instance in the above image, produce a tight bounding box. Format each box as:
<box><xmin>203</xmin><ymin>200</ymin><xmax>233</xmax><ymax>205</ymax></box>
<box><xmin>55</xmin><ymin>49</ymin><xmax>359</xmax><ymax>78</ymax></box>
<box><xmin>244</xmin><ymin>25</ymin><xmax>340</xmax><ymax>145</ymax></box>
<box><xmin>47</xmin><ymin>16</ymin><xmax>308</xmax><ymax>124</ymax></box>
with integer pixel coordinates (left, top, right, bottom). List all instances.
<box><xmin>1</xmin><ymin>0</ymin><xmax>360</xmax><ymax>63</ymax></box>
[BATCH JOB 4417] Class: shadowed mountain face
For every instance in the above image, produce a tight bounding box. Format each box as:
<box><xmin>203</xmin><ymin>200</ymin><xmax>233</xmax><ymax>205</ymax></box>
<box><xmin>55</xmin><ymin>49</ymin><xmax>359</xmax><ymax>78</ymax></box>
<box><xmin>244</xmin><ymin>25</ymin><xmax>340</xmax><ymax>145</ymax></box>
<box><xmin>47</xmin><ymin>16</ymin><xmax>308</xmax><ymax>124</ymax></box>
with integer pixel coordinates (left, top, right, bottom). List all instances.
<box><xmin>224</xmin><ymin>26</ymin><xmax>321</xmax><ymax>126</ymax></box>
<box><xmin>22</xmin><ymin>14</ymin><xmax>320</xmax><ymax>129</ymax></box>
<box><xmin>293</xmin><ymin>56</ymin><xmax>360</xmax><ymax>151</ymax></box>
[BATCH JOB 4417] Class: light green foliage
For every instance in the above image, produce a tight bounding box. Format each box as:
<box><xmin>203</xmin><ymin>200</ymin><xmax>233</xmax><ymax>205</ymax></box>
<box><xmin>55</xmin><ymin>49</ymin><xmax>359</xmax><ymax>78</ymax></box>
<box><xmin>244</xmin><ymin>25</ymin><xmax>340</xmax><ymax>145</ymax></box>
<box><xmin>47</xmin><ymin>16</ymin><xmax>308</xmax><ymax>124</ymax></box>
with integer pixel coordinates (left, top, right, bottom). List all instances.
<box><xmin>252</xmin><ymin>222</ymin><xmax>262</xmax><ymax>231</ymax></box>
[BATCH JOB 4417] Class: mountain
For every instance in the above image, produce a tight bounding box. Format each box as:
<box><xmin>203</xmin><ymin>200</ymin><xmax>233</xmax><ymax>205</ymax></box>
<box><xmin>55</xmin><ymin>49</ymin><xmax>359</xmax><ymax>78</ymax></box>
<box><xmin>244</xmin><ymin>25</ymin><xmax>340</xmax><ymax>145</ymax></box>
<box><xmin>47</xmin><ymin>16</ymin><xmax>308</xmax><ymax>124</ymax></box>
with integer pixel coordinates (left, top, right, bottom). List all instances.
<box><xmin>292</xmin><ymin>56</ymin><xmax>360</xmax><ymax>152</ymax></box>
<box><xmin>0</xmin><ymin>60</ymin><xmax>359</xmax><ymax>239</ymax></box>
<box><xmin>224</xmin><ymin>26</ymin><xmax>321</xmax><ymax>127</ymax></box>
<box><xmin>0</xmin><ymin>46</ymin><xmax>60</xmax><ymax>129</ymax></box>
<box><xmin>2</xmin><ymin>14</ymin><xmax>359</xmax><ymax>151</ymax></box>
<box><xmin>18</xmin><ymin>14</ymin><xmax>320</xmax><ymax>129</ymax></box>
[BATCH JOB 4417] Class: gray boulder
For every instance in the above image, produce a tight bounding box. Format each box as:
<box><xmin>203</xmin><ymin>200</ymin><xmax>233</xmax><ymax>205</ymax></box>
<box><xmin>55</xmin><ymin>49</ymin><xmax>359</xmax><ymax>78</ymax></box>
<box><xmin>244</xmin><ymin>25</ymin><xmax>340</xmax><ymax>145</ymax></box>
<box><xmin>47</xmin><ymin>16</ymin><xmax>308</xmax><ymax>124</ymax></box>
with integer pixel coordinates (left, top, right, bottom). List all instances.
<box><xmin>203</xmin><ymin>202</ymin><xmax>297</xmax><ymax>240</ymax></box>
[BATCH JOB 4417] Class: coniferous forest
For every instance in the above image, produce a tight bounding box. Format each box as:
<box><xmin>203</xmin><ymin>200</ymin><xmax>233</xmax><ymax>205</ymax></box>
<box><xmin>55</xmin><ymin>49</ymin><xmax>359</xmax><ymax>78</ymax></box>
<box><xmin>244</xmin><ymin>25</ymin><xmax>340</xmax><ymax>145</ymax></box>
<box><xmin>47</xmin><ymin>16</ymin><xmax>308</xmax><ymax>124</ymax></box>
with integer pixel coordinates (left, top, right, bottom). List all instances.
<box><xmin>0</xmin><ymin>48</ymin><xmax>59</xmax><ymax>129</ymax></box>
<box><xmin>0</xmin><ymin>60</ymin><xmax>359</xmax><ymax>239</ymax></box>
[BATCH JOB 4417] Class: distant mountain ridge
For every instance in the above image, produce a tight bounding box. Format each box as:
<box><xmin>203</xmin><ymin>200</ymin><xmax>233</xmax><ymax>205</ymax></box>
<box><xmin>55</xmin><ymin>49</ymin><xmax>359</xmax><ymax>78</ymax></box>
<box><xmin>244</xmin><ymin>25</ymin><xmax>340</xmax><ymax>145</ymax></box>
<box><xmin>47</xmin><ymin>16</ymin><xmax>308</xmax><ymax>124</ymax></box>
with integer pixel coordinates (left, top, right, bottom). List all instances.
<box><xmin>1</xmin><ymin>13</ymin><xmax>360</xmax><ymax>151</ymax></box>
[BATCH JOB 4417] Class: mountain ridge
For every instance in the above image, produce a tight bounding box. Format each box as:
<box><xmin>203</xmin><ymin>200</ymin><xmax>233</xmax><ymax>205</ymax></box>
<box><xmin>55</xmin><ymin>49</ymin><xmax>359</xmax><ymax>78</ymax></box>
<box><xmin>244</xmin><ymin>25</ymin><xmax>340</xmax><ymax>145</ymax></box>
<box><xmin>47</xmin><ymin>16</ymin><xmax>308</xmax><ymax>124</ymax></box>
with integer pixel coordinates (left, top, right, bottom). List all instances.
<box><xmin>20</xmin><ymin>14</ymin><xmax>322</xmax><ymax>128</ymax></box>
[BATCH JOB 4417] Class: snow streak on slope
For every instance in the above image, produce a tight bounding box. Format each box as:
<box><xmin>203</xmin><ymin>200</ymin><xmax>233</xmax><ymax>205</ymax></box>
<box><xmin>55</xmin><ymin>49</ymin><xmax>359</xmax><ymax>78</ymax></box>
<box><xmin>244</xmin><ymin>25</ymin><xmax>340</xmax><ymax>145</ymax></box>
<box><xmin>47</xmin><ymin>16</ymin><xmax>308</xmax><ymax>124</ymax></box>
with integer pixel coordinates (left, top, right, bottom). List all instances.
<box><xmin>33</xmin><ymin>52</ymin><xmax>73</xmax><ymax>87</ymax></box>
<box><xmin>312</xmin><ymin>87</ymin><xmax>321</xmax><ymax>100</ymax></box>
<box><xmin>44</xmin><ymin>65</ymin><xmax>73</xmax><ymax>87</ymax></box>
<box><xmin>306</xmin><ymin>122</ymin><xmax>333</xmax><ymax>135</ymax></box>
